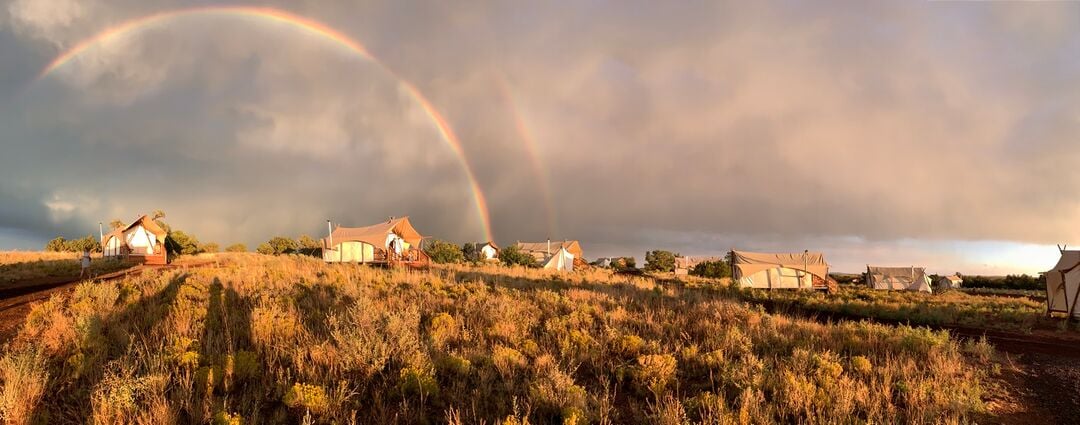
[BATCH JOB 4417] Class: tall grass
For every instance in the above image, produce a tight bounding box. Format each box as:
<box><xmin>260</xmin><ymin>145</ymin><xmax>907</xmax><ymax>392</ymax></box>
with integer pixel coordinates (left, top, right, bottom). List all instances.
<box><xmin>718</xmin><ymin>283</ymin><xmax>1061</xmax><ymax>332</ymax></box>
<box><xmin>0</xmin><ymin>255</ymin><xmax>992</xmax><ymax>423</ymax></box>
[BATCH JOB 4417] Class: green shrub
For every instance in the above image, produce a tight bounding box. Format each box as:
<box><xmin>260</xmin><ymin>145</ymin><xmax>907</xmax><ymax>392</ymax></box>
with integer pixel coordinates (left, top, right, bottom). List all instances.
<box><xmin>634</xmin><ymin>354</ymin><xmax>677</xmax><ymax>396</ymax></box>
<box><xmin>283</xmin><ymin>383</ymin><xmax>329</xmax><ymax>414</ymax></box>
<box><xmin>645</xmin><ymin>250</ymin><xmax>678</xmax><ymax>272</ymax></box>
<box><xmin>499</xmin><ymin>246</ymin><xmax>538</xmax><ymax>267</ymax></box>
<box><xmin>424</xmin><ymin>239</ymin><xmax>465</xmax><ymax>264</ymax></box>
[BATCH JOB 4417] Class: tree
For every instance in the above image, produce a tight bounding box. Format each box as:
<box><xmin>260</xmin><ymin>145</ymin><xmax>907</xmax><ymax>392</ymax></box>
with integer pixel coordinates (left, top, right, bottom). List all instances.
<box><xmin>610</xmin><ymin>257</ymin><xmax>636</xmax><ymax>272</ymax></box>
<box><xmin>45</xmin><ymin>237</ymin><xmax>67</xmax><ymax>252</ymax></box>
<box><xmin>166</xmin><ymin>230</ymin><xmax>202</xmax><ymax>256</ymax></box>
<box><xmin>256</xmin><ymin>243</ymin><xmax>274</xmax><ymax>255</ymax></box>
<box><xmin>69</xmin><ymin>235</ymin><xmax>101</xmax><ymax>253</ymax></box>
<box><xmin>462</xmin><ymin>242</ymin><xmax>481</xmax><ymax>263</ymax></box>
<box><xmin>109</xmin><ymin>219</ymin><xmax>125</xmax><ymax>230</ymax></box>
<box><xmin>425</xmin><ymin>239</ymin><xmax>464</xmax><ymax>264</ymax></box>
<box><xmin>226</xmin><ymin>243</ymin><xmax>247</xmax><ymax>253</ymax></box>
<box><xmin>499</xmin><ymin>245</ymin><xmax>537</xmax><ymax>267</ymax></box>
<box><xmin>257</xmin><ymin>237</ymin><xmax>297</xmax><ymax>255</ymax></box>
<box><xmin>644</xmin><ymin>250</ymin><xmax>678</xmax><ymax>272</ymax></box>
<box><xmin>690</xmin><ymin>260</ymin><xmax>730</xmax><ymax>279</ymax></box>
<box><xmin>200</xmin><ymin>242</ymin><xmax>220</xmax><ymax>253</ymax></box>
<box><xmin>296</xmin><ymin>235</ymin><xmax>322</xmax><ymax>256</ymax></box>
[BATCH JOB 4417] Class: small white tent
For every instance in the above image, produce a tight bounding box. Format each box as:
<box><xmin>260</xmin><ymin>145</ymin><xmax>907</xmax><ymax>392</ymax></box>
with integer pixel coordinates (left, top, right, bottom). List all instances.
<box><xmin>866</xmin><ymin>266</ymin><xmax>932</xmax><ymax>293</ymax></box>
<box><xmin>480</xmin><ymin>242</ymin><xmax>499</xmax><ymax>261</ymax></box>
<box><xmin>1045</xmin><ymin>250</ymin><xmax>1080</xmax><ymax>319</ymax></box>
<box><xmin>541</xmin><ymin>247</ymin><xmax>575</xmax><ymax>271</ymax></box>
<box><xmin>936</xmin><ymin>275</ymin><xmax>963</xmax><ymax>291</ymax></box>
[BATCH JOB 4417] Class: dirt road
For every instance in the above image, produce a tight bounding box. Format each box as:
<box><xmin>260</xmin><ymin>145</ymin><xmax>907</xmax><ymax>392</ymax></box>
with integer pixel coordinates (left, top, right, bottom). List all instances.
<box><xmin>0</xmin><ymin>261</ymin><xmax>216</xmax><ymax>344</ymax></box>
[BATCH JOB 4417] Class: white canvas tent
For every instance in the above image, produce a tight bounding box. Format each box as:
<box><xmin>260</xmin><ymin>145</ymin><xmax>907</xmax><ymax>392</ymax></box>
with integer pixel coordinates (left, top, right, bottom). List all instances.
<box><xmin>480</xmin><ymin>242</ymin><xmax>499</xmax><ymax>261</ymax></box>
<box><xmin>540</xmin><ymin>247</ymin><xmax>575</xmax><ymax>271</ymax></box>
<box><xmin>936</xmin><ymin>275</ymin><xmax>963</xmax><ymax>291</ymax></box>
<box><xmin>1045</xmin><ymin>250</ymin><xmax>1080</xmax><ymax>319</ymax></box>
<box><xmin>731</xmin><ymin>250</ymin><xmax>829</xmax><ymax>289</ymax></box>
<box><xmin>866</xmin><ymin>266</ymin><xmax>932</xmax><ymax>293</ymax></box>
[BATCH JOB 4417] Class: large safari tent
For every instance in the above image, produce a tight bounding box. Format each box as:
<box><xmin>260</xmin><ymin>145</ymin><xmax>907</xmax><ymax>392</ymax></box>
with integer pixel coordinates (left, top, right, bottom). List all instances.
<box><xmin>322</xmin><ymin>217</ymin><xmax>428</xmax><ymax>266</ymax></box>
<box><xmin>731</xmin><ymin>250</ymin><xmax>829</xmax><ymax>289</ymax></box>
<box><xmin>865</xmin><ymin>266</ymin><xmax>932</xmax><ymax>293</ymax></box>
<box><xmin>1045</xmin><ymin>250</ymin><xmax>1080</xmax><ymax>319</ymax></box>
<box><xmin>101</xmin><ymin>215</ymin><xmax>168</xmax><ymax>265</ymax></box>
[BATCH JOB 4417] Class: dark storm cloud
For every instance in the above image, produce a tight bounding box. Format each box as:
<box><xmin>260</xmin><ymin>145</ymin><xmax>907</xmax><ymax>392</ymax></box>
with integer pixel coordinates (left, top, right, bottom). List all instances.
<box><xmin>1</xmin><ymin>0</ymin><xmax>1078</xmax><ymax>273</ymax></box>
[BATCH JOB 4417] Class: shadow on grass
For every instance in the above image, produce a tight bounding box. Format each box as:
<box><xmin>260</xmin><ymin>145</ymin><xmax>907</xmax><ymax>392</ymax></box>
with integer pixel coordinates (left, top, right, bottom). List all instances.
<box><xmin>38</xmin><ymin>271</ymin><xmax>188</xmax><ymax>423</ymax></box>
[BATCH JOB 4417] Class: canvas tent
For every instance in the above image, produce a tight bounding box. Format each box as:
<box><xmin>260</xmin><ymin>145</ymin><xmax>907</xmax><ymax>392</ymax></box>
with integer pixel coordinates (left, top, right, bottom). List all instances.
<box><xmin>731</xmin><ymin>250</ymin><xmax>828</xmax><ymax>289</ymax></box>
<box><xmin>101</xmin><ymin>215</ymin><xmax>168</xmax><ymax>265</ymax></box>
<box><xmin>516</xmin><ymin>240</ymin><xmax>583</xmax><ymax>259</ymax></box>
<box><xmin>516</xmin><ymin>240</ymin><xmax>578</xmax><ymax>271</ymax></box>
<box><xmin>936</xmin><ymin>275</ymin><xmax>963</xmax><ymax>291</ymax></box>
<box><xmin>1045</xmin><ymin>250</ymin><xmax>1080</xmax><ymax>319</ymax></box>
<box><xmin>480</xmin><ymin>242</ymin><xmax>499</xmax><ymax>261</ymax></box>
<box><xmin>322</xmin><ymin>217</ymin><xmax>427</xmax><ymax>265</ymax></box>
<box><xmin>866</xmin><ymin>266</ymin><xmax>932</xmax><ymax>293</ymax></box>
<box><xmin>541</xmin><ymin>247</ymin><xmax>575</xmax><ymax>271</ymax></box>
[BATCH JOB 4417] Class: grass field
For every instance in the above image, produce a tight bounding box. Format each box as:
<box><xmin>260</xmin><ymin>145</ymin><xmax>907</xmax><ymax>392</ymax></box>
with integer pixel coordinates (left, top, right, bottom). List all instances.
<box><xmin>716</xmin><ymin>283</ymin><xmax>1067</xmax><ymax>333</ymax></box>
<box><xmin>0</xmin><ymin>254</ymin><xmax>993</xmax><ymax>424</ymax></box>
<box><xmin>0</xmin><ymin>252</ymin><xmax>130</xmax><ymax>290</ymax></box>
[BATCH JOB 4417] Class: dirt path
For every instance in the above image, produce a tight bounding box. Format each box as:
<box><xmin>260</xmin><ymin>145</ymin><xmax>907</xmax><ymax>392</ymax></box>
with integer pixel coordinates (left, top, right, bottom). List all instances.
<box><xmin>0</xmin><ymin>261</ymin><xmax>216</xmax><ymax>344</ymax></box>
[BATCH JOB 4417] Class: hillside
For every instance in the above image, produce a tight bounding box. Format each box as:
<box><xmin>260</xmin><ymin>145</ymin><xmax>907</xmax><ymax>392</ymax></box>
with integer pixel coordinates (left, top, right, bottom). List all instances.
<box><xmin>0</xmin><ymin>253</ymin><xmax>998</xmax><ymax>424</ymax></box>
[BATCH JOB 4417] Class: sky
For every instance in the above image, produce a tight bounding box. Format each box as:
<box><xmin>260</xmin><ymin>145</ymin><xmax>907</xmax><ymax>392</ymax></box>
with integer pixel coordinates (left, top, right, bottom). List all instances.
<box><xmin>0</xmin><ymin>0</ymin><xmax>1077</xmax><ymax>274</ymax></box>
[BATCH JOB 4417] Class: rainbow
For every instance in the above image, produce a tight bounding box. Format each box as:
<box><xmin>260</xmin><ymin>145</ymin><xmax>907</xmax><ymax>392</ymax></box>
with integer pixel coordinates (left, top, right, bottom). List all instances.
<box><xmin>495</xmin><ymin>75</ymin><xmax>557</xmax><ymax>237</ymax></box>
<box><xmin>36</xmin><ymin>6</ymin><xmax>493</xmax><ymax>241</ymax></box>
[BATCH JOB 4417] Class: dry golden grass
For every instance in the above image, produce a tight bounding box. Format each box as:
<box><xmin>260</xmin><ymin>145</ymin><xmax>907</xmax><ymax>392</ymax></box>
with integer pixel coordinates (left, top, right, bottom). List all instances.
<box><xmin>718</xmin><ymin>283</ymin><xmax>1066</xmax><ymax>332</ymax></box>
<box><xmin>0</xmin><ymin>254</ymin><xmax>992</xmax><ymax>424</ymax></box>
<box><xmin>0</xmin><ymin>251</ymin><xmax>130</xmax><ymax>288</ymax></box>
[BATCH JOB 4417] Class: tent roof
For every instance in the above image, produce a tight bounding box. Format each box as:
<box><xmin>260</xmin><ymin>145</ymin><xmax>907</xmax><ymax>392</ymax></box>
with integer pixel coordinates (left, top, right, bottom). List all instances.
<box><xmin>323</xmin><ymin>216</ymin><xmax>423</xmax><ymax>249</ymax></box>
<box><xmin>102</xmin><ymin>214</ymin><xmax>168</xmax><ymax>245</ymax></box>
<box><xmin>731</xmin><ymin>250</ymin><xmax>829</xmax><ymax>279</ymax></box>
<box><xmin>481</xmin><ymin>241</ymin><xmax>499</xmax><ymax>250</ymax></box>
<box><xmin>516</xmin><ymin>240</ymin><xmax>582</xmax><ymax>257</ymax></box>
<box><xmin>1048</xmin><ymin>250</ymin><xmax>1080</xmax><ymax>273</ymax></box>
<box><xmin>866</xmin><ymin>266</ymin><xmax>927</xmax><ymax>277</ymax></box>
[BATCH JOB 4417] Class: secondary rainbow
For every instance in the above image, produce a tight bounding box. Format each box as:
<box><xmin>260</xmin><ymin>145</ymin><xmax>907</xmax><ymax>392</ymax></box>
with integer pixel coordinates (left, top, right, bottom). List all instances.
<box><xmin>37</xmin><ymin>6</ymin><xmax>493</xmax><ymax>242</ymax></box>
<box><xmin>495</xmin><ymin>75</ymin><xmax>557</xmax><ymax>237</ymax></box>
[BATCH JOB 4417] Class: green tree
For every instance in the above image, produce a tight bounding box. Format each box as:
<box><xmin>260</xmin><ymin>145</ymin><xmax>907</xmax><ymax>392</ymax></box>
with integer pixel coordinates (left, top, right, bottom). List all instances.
<box><xmin>258</xmin><ymin>237</ymin><xmax>297</xmax><ymax>255</ymax></box>
<box><xmin>462</xmin><ymin>242</ymin><xmax>481</xmax><ymax>263</ymax></box>
<box><xmin>225</xmin><ymin>243</ymin><xmax>247</xmax><ymax>253</ymax></box>
<box><xmin>425</xmin><ymin>239</ymin><xmax>465</xmax><ymax>264</ymax></box>
<box><xmin>296</xmin><ymin>235</ymin><xmax>322</xmax><ymax>256</ymax></box>
<box><xmin>200</xmin><ymin>242</ymin><xmax>220</xmax><ymax>253</ymax></box>
<box><xmin>109</xmin><ymin>219</ymin><xmax>125</xmax><ymax>230</ymax></box>
<box><xmin>690</xmin><ymin>260</ymin><xmax>730</xmax><ymax>279</ymax></box>
<box><xmin>499</xmin><ymin>245</ymin><xmax>537</xmax><ymax>267</ymax></box>
<box><xmin>644</xmin><ymin>250</ymin><xmax>678</xmax><ymax>272</ymax></box>
<box><xmin>45</xmin><ymin>237</ymin><xmax>67</xmax><ymax>252</ymax></box>
<box><xmin>69</xmin><ymin>235</ymin><xmax>102</xmax><ymax>253</ymax></box>
<box><xmin>166</xmin><ymin>230</ymin><xmax>202</xmax><ymax>256</ymax></box>
<box><xmin>256</xmin><ymin>243</ymin><xmax>274</xmax><ymax>255</ymax></box>
<box><xmin>611</xmin><ymin>257</ymin><xmax>636</xmax><ymax>272</ymax></box>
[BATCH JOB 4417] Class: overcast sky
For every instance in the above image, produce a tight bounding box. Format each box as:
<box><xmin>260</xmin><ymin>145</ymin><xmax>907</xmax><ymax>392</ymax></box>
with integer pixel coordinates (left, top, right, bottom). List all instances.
<box><xmin>1</xmin><ymin>0</ymin><xmax>1077</xmax><ymax>273</ymax></box>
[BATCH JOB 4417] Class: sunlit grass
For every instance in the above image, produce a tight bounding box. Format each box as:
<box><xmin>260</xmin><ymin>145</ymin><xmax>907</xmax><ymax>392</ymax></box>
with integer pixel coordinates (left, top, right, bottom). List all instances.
<box><xmin>0</xmin><ymin>254</ymin><xmax>992</xmax><ymax>424</ymax></box>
